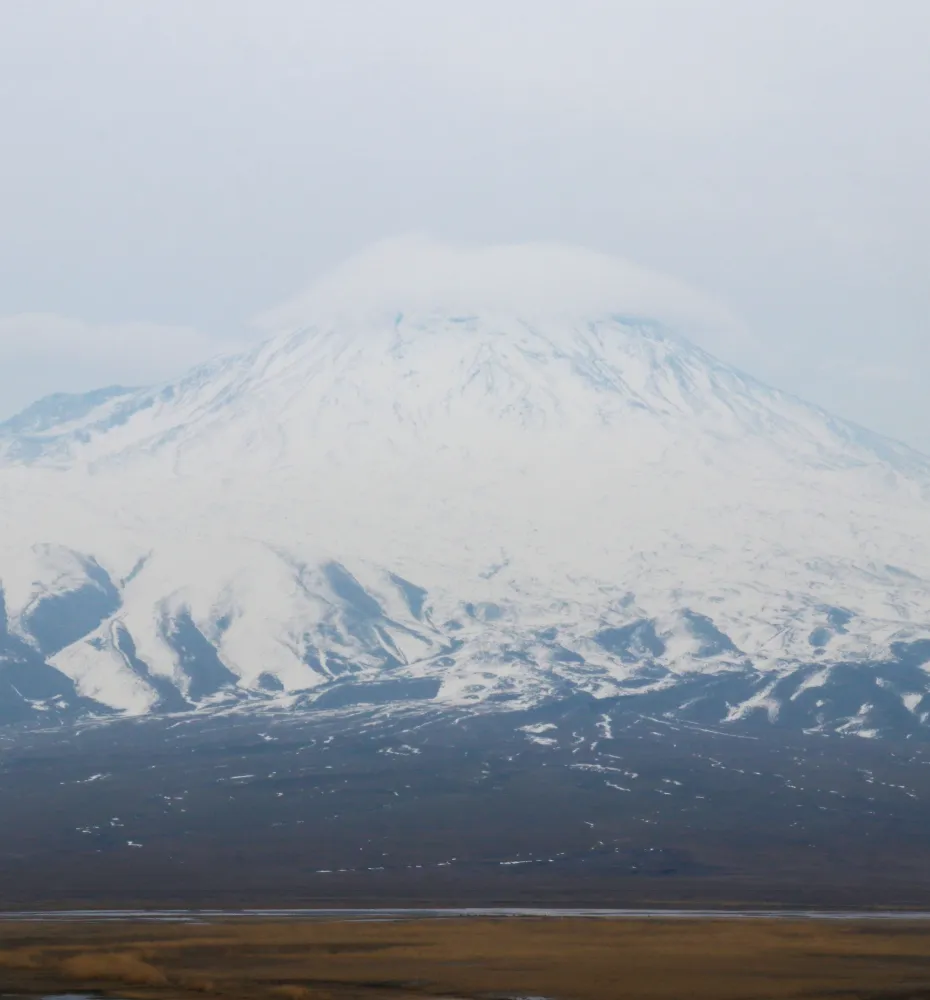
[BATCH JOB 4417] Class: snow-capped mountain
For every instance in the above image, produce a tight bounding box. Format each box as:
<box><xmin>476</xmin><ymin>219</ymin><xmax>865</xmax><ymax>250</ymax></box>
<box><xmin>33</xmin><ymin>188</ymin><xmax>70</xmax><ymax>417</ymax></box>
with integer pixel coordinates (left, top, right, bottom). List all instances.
<box><xmin>2</xmin><ymin>239</ymin><xmax>930</xmax><ymax>736</ymax></box>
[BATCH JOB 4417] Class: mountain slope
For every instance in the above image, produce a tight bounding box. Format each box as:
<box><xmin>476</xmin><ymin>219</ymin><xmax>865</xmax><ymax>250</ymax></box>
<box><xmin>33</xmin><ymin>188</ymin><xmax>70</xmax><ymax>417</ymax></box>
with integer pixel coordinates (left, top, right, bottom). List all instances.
<box><xmin>1</xmin><ymin>240</ymin><xmax>929</xmax><ymax>734</ymax></box>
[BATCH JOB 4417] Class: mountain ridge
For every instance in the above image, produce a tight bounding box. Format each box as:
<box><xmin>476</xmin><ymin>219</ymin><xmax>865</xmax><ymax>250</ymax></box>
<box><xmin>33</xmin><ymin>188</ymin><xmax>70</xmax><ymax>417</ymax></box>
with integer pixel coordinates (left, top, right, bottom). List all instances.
<box><xmin>1</xmin><ymin>242</ymin><xmax>929</xmax><ymax>736</ymax></box>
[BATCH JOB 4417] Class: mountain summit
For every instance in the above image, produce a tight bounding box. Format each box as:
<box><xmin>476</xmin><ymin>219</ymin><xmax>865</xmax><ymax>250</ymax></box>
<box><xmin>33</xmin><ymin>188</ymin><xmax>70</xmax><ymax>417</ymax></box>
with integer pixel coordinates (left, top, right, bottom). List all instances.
<box><xmin>2</xmin><ymin>240</ymin><xmax>930</xmax><ymax>735</ymax></box>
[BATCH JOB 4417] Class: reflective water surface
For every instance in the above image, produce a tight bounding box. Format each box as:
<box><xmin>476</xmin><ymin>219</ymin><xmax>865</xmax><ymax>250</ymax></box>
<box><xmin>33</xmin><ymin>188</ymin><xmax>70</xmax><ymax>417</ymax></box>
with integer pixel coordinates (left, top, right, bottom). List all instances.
<box><xmin>3</xmin><ymin>908</ymin><xmax>930</xmax><ymax>923</ymax></box>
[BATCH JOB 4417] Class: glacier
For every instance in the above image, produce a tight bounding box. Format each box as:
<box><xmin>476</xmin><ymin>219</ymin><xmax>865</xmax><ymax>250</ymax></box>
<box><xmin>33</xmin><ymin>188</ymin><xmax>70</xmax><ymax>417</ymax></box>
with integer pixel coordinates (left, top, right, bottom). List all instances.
<box><xmin>1</xmin><ymin>239</ymin><xmax>930</xmax><ymax>735</ymax></box>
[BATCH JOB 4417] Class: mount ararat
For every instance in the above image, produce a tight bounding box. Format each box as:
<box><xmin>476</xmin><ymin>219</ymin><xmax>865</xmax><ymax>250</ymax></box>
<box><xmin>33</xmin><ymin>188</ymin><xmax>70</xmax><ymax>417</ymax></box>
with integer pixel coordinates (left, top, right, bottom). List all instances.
<box><xmin>2</xmin><ymin>239</ymin><xmax>929</xmax><ymax>738</ymax></box>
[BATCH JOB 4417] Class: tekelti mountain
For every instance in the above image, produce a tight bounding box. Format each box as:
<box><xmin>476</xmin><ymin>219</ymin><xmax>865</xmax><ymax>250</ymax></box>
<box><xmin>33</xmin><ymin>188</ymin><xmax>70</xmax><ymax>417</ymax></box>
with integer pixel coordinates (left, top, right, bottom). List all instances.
<box><xmin>2</xmin><ymin>240</ymin><xmax>930</xmax><ymax>736</ymax></box>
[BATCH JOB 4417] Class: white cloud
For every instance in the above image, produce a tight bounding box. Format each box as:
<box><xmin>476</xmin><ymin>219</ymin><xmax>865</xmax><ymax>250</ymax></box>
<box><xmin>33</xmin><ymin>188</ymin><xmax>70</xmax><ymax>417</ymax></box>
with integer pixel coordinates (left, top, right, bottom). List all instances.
<box><xmin>0</xmin><ymin>314</ymin><xmax>248</xmax><ymax>418</ymax></box>
<box><xmin>257</xmin><ymin>234</ymin><xmax>750</xmax><ymax>353</ymax></box>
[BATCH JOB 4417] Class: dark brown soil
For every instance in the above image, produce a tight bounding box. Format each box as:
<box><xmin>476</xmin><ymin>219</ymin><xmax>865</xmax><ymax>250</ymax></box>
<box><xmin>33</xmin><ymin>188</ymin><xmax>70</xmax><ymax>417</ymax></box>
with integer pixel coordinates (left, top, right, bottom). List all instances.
<box><xmin>5</xmin><ymin>706</ymin><xmax>930</xmax><ymax>909</ymax></box>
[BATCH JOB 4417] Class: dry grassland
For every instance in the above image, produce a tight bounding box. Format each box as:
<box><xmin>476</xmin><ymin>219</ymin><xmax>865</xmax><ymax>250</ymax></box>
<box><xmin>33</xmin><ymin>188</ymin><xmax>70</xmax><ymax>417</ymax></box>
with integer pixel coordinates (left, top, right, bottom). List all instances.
<box><xmin>2</xmin><ymin>917</ymin><xmax>930</xmax><ymax>1000</ymax></box>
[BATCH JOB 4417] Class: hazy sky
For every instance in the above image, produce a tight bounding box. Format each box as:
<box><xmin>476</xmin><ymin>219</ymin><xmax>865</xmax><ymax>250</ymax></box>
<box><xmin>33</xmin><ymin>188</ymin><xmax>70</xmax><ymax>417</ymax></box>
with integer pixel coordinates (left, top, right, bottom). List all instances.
<box><xmin>1</xmin><ymin>1</ymin><xmax>928</xmax><ymax>449</ymax></box>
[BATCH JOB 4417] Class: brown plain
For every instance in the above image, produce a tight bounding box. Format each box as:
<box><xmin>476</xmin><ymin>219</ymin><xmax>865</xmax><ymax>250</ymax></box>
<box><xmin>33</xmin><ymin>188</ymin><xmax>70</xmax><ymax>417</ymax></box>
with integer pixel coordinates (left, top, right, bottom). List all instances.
<box><xmin>2</xmin><ymin>917</ymin><xmax>930</xmax><ymax>1000</ymax></box>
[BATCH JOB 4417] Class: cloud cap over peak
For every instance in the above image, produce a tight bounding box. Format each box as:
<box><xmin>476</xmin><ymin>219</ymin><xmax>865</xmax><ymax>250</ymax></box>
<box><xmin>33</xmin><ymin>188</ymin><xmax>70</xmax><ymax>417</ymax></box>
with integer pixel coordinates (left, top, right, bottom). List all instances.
<box><xmin>258</xmin><ymin>235</ymin><xmax>741</xmax><ymax>339</ymax></box>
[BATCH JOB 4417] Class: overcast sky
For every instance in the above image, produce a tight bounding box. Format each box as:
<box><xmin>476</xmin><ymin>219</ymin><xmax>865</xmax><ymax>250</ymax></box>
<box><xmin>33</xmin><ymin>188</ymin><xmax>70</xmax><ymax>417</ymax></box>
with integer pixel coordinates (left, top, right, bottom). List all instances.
<box><xmin>1</xmin><ymin>1</ymin><xmax>928</xmax><ymax>449</ymax></box>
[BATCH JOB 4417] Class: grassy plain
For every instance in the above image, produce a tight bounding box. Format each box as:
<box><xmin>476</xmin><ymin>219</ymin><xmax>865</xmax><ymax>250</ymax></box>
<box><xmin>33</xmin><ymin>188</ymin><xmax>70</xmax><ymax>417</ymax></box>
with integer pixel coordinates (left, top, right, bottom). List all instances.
<box><xmin>3</xmin><ymin>917</ymin><xmax>930</xmax><ymax>1000</ymax></box>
